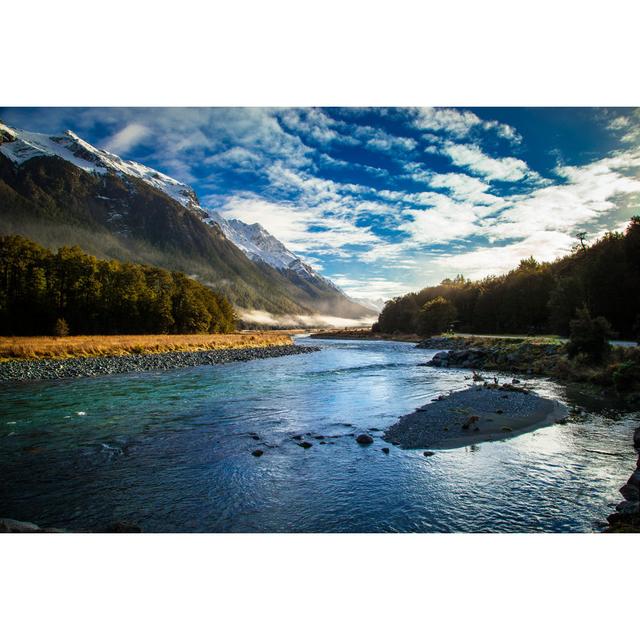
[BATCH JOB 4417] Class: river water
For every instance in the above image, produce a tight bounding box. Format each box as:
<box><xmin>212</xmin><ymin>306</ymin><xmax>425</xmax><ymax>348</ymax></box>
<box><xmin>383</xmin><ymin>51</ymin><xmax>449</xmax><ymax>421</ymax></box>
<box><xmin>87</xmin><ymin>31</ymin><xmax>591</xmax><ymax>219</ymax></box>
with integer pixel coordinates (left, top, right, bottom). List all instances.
<box><xmin>0</xmin><ymin>338</ymin><xmax>637</xmax><ymax>532</ymax></box>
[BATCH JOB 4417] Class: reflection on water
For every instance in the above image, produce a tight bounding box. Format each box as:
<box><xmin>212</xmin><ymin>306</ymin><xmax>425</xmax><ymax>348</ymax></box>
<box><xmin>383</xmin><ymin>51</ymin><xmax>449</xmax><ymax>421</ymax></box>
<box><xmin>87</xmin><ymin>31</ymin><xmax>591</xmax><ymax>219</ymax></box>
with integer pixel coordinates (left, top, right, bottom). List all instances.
<box><xmin>0</xmin><ymin>338</ymin><xmax>637</xmax><ymax>532</ymax></box>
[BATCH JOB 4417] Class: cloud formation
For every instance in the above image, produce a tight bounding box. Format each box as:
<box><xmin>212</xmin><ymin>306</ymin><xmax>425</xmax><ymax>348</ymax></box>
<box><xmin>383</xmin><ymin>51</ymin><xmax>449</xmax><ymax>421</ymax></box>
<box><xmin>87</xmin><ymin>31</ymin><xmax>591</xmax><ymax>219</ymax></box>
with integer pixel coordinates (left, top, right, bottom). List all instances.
<box><xmin>2</xmin><ymin>106</ymin><xmax>638</xmax><ymax>301</ymax></box>
<box><xmin>102</xmin><ymin>123</ymin><xmax>151</xmax><ymax>154</ymax></box>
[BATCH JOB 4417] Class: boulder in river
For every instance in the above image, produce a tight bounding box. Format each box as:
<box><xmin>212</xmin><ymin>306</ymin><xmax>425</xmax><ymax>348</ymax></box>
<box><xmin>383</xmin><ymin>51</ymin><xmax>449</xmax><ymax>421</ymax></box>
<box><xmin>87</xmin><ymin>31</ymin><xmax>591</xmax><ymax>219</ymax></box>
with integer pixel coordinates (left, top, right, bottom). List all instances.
<box><xmin>251</xmin><ymin>449</ymin><xmax>264</xmax><ymax>457</ymax></box>
<box><xmin>297</xmin><ymin>441</ymin><xmax>313</xmax><ymax>449</ymax></box>
<box><xmin>356</xmin><ymin>434</ymin><xmax>374</xmax><ymax>445</ymax></box>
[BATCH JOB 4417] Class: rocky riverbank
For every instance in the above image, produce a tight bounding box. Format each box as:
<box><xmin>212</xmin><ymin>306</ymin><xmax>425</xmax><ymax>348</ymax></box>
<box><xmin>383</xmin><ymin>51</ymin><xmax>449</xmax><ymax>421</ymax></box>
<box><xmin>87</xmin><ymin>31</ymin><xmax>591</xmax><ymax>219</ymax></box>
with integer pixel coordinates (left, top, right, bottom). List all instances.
<box><xmin>606</xmin><ymin>426</ymin><xmax>640</xmax><ymax>533</ymax></box>
<box><xmin>419</xmin><ymin>336</ymin><xmax>640</xmax><ymax>407</ymax></box>
<box><xmin>384</xmin><ymin>382</ymin><xmax>568</xmax><ymax>449</ymax></box>
<box><xmin>0</xmin><ymin>344</ymin><xmax>320</xmax><ymax>382</ymax></box>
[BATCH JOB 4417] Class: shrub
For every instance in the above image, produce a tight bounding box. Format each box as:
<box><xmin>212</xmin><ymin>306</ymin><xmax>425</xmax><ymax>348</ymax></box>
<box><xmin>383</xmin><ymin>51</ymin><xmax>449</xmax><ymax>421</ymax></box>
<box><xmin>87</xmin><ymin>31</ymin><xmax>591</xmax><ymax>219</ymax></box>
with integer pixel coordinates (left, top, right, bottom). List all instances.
<box><xmin>567</xmin><ymin>307</ymin><xmax>612</xmax><ymax>363</ymax></box>
<box><xmin>612</xmin><ymin>360</ymin><xmax>640</xmax><ymax>393</ymax></box>
<box><xmin>53</xmin><ymin>318</ymin><xmax>69</xmax><ymax>337</ymax></box>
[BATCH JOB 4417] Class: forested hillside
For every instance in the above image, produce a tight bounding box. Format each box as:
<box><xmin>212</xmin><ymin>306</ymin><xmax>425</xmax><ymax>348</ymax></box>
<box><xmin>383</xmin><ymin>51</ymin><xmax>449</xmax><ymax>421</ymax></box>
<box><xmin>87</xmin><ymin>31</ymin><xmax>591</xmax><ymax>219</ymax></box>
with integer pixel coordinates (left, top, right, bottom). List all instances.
<box><xmin>0</xmin><ymin>235</ymin><xmax>236</xmax><ymax>335</ymax></box>
<box><xmin>0</xmin><ymin>125</ymin><xmax>371</xmax><ymax>320</ymax></box>
<box><xmin>375</xmin><ymin>217</ymin><xmax>640</xmax><ymax>339</ymax></box>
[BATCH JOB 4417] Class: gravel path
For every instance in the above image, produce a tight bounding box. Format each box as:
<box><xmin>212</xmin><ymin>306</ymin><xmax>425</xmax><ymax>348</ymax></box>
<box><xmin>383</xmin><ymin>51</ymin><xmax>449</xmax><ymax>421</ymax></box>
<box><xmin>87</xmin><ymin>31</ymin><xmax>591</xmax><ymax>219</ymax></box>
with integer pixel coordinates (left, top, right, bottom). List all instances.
<box><xmin>0</xmin><ymin>345</ymin><xmax>319</xmax><ymax>382</ymax></box>
<box><xmin>384</xmin><ymin>384</ymin><xmax>569</xmax><ymax>449</ymax></box>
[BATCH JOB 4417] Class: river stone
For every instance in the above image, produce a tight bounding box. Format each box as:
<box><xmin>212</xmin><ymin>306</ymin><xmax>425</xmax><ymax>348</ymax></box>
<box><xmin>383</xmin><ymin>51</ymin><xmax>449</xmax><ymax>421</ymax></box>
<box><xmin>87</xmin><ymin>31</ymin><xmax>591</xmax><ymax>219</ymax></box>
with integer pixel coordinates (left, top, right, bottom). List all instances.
<box><xmin>297</xmin><ymin>441</ymin><xmax>312</xmax><ymax>449</ymax></box>
<box><xmin>251</xmin><ymin>449</ymin><xmax>264</xmax><ymax>457</ymax></box>
<box><xmin>615</xmin><ymin>500</ymin><xmax>640</xmax><ymax>515</ymax></box>
<box><xmin>381</xmin><ymin>447</ymin><xmax>390</xmax><ymax>454</ymax></box>
<box><xmin>0</xmin><ymin>518</ymin><xmax>42</xmax><ymax>533</ymax></box>
<box><xmin>620</xmin><ymin>483</ymin><xmax>640</xmax><ymax>501</ymax></box>
<box><xmin>356</xmin><ymin>434</ymin><xmax>374</xmax><ymax>445</ymax></box>
<box><xmin>628</xmin><ymin>469</ymin><xmax>640</xmax><ymax>488</ymax></box>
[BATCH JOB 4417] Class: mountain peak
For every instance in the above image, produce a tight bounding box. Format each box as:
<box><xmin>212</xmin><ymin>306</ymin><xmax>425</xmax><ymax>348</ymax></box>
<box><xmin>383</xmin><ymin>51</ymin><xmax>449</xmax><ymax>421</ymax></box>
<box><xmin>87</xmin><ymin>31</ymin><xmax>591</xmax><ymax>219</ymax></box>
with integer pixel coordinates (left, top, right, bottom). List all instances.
<box><xmin>0</xmin><ymin>121</ymin><xmax>373</xmax><ymax>320</ymax></box>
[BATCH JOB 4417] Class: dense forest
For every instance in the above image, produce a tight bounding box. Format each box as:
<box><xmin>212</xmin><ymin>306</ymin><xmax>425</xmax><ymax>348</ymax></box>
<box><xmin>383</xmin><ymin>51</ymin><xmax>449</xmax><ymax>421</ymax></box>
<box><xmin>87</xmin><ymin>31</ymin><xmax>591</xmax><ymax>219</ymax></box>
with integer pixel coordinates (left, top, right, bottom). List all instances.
<box><xmin>0</xmin><ymin>235</ymin><xmax>236</xmax><ymax>335</ymax></box>
<box><xmin>374</xmin><ymin>217</ymin><xmax>640</xmax><ymax>339</ymax></box>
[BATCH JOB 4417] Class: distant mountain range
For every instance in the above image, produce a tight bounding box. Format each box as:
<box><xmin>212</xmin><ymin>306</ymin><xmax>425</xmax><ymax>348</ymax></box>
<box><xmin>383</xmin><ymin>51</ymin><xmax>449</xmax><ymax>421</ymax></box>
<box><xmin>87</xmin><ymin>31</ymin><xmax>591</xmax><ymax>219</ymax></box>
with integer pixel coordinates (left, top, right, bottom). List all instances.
<box><xmin>0</xmin><ymin>122</ymin><xmax>374</xmax><ymax>322</ymax></box>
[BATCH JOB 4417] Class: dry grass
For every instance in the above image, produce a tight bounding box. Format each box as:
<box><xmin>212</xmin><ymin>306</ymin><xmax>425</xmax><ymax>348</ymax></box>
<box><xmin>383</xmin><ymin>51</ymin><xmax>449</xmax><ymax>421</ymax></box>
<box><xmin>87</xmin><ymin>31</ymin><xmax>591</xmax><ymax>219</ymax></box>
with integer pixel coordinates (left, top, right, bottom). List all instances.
<box><xmin>0</xmin><ymin>332</ymin><xmax>294</xmax><ymax>360</ymax></box>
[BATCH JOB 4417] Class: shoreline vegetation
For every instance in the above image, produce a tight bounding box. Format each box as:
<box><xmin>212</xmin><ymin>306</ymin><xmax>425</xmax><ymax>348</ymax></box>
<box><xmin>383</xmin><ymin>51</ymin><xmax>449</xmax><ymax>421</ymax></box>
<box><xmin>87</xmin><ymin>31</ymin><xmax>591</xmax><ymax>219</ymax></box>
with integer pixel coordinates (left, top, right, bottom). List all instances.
<box><xmin>310</xmin><ymin>328</ymin><xmax>420</xmax><ymax>342</ymax></box>
<box><xmin>0</xmin><ymin>331</ymin><xmax>297</xmax><ymax>360</ymax></box>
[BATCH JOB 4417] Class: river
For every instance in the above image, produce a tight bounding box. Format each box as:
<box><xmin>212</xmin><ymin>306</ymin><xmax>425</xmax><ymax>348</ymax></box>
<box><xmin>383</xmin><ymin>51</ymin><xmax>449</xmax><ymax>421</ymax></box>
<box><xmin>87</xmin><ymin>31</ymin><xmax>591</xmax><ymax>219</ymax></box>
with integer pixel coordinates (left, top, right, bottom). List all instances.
<box><xmin>0</xmin><ymin>338</ymin><xmax>636</xmax><ymax>532</ymax></box>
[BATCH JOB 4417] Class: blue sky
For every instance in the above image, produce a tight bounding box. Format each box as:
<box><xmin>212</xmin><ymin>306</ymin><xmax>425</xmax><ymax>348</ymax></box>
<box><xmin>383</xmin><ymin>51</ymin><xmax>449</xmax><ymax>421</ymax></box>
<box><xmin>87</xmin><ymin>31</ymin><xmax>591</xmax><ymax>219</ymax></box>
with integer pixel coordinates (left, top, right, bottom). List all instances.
<box><xmin>2</xmin><ymin>107</ymin><xmax>640</xmax><ymax>301</ymax></box>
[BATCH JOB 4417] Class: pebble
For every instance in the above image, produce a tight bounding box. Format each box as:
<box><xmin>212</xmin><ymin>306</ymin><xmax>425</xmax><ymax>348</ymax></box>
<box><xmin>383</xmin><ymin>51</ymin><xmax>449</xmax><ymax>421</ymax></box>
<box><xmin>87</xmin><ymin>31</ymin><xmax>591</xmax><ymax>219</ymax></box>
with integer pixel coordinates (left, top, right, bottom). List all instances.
<box><xmin>0</xmin><ymin>345</ymin><xmax>320</xmax><ymax>382</ymax></box>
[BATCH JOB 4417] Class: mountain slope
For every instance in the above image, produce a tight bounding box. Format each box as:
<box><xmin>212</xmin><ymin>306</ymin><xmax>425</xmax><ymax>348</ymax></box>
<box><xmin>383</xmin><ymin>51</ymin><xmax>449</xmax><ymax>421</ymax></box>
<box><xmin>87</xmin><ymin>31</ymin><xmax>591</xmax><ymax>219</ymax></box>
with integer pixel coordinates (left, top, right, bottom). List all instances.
<box><xmin>0</xmin><ymin>122</ymin><xmax>372</xmax><ymax>320</ymax></box>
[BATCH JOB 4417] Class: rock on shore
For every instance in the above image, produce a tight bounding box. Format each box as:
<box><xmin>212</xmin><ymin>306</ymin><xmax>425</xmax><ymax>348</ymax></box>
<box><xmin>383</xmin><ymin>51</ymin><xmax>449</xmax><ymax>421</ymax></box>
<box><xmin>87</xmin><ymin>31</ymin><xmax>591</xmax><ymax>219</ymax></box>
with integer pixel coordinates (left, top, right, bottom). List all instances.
<box><xmin>0</xmin><ymin>518</ymin><xmax>66</xmax><ymax>533</ymax></box>
<box><xmin>0</xmin><ymin>345</ymin><xmax>320</xmax><ymax>383</ymax></box>
<box><xmin>426</xmin><ymin>341</ymin><xmax>563</xmax><ymax>372</ymax></box>
<box><xmin>416</xmin><ymin>336</ymin><xmax>470</xmax><ymax>350</ymax></box>
<box><xmin>606</xmin><ymin>426</ymin><xmax>640</xmax><ymax>532</ymax></box>
<box><xmin>384</xmin><ymin>383</ymin><xmax>568</xmax><ymax>449</ymax></box>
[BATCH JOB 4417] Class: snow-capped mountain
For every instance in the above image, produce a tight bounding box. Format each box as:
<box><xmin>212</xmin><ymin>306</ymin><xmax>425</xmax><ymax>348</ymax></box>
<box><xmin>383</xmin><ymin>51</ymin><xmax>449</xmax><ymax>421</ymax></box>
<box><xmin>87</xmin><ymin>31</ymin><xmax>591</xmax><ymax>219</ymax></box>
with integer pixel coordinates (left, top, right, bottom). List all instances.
<box><xmin>0</xmin><ymin>121</ymin><xmax>341</xmax><ymax>293</ymax></box>
<box><xmin>0</xmin><ymin>122</ymin><xmax>199</xmax><ymax>208</ymax></box>
<box><xmin>0</xmin><ymin>121</ymin><xmax>373</xmax><ymax>320</ymax></box>
<box><xmin>203</xmin><ymin>210</ymin><xmax>343</xmax><ymax>291</ymax></box>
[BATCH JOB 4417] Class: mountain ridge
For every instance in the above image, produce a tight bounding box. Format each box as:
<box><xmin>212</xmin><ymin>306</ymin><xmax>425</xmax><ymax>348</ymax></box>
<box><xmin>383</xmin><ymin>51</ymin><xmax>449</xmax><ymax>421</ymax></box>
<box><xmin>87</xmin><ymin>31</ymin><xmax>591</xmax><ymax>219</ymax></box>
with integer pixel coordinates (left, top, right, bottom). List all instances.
<box><xmin>0</xmin><ymin>121</ymin><xmax>372</xmax><ymax>322</ymax></box>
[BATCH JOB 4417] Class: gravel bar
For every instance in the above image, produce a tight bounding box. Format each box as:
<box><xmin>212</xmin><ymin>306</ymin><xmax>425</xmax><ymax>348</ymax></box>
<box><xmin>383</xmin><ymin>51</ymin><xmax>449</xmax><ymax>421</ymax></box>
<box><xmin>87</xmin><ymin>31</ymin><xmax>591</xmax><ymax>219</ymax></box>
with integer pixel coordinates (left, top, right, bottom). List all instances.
<box><xmin>0</xmin><ymin>345</ymin><xmax>320</xmax><ymax>382</ymax></box>
<box><xmin>384</xmin><ymin>384</ymin><xmax>569</xmax><ymax>450</ymax></box>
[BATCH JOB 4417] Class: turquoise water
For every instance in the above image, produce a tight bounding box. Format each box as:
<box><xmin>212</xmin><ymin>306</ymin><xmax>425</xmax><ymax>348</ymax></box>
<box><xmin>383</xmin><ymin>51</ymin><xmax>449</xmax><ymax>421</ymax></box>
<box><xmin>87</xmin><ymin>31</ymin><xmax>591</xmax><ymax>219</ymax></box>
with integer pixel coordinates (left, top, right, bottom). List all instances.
<box><xmin>0</xmin><ymin>338</ymin><xmax>636</xmax><ymax>532</ymax></box>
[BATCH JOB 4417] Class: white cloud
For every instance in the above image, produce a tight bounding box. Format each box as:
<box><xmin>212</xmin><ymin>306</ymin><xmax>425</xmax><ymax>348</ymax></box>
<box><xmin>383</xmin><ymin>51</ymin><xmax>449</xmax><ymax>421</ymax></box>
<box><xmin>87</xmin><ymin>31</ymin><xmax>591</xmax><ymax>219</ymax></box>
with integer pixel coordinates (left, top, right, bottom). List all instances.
<box><xmin>417</xmin><ymin>149</ymin><xmax>640</xmax><ymax>280</ymax></box>
<box><xmin>204</xmin><ymin>146</ymin><xmax>262</xmax><ymax>170</ymax></box>
<box><xmin>608</xmin><ymin>115</ymin><xmax>631</xmax><ymax>130</ymax></box>
<box><xmin>216</xmin><ymin>195</ymin><xmax>381</xmax><ymax>256</ymax></box>
<box><xmin>412</xmin><ymin>107</ymin><xmax>482</xmax><ymax>138</ymax></box>
<box><xmin>331</xmin><ymin>275</ymin><xmax>408</xmax><ymax>300</ymax></box>
<box><xmin>441</xmin><ymin>142</ymin><xmax>533</xmax><ymax>182</ymax></box>
<box><xmin>411</xmin><ymin>107</ymin><xmax>522</xmax><ymax>143</ymax></box>
<box><xmin>102</xmin><ymin>123</ymin><xmax>151</xmax><ymax>154</ymax></box>
<box><xmin>432</xmin><ymin>230</ymin><xmax>576</xmax><ymax>280</ymax></box>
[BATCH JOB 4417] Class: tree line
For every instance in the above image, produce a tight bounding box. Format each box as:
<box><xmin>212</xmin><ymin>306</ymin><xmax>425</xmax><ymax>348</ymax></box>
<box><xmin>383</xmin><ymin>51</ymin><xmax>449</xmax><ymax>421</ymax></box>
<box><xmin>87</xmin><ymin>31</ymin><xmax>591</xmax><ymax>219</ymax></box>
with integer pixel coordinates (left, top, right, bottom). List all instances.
<box><xmin>0</xmin><ymin>235</ymin><xmax>236</xmax><ymax>335</ymax></box>
<box><xmin>374</xmin><ymin>217</ymin><xmax>640</xmax><ymax>339</ymax></box>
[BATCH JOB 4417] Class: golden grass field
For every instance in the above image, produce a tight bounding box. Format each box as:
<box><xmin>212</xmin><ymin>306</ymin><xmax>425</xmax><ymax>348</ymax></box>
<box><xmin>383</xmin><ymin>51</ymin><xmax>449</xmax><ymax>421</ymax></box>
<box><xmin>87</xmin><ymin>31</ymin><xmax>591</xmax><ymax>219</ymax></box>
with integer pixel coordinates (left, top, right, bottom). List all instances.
<box><xmin>0</xmin><ymin>332</ymin><xmax>296</xmax><ymax>360</ymax></box>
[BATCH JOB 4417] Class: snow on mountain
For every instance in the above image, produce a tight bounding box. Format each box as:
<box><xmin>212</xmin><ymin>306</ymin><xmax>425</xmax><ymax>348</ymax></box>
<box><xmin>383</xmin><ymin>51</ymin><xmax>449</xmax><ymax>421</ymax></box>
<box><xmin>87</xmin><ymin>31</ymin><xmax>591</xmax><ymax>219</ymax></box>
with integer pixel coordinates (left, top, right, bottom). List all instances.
<box><xmin>0</xmin><ymin>121</ymin><xmax>347</xmax><ymax>297</ymax></box>
<box><xmin>0</xmin><ymin>122</ymin><xmax>198</xmax><ymax>208</ymax></box>
<box><xmin>202</xmin><ymin>210</ymin><xmax>341</xmax><ymax>290</ymax></box>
